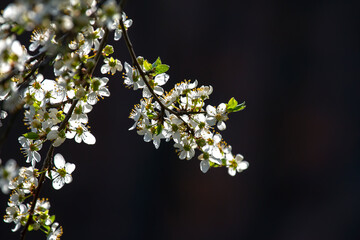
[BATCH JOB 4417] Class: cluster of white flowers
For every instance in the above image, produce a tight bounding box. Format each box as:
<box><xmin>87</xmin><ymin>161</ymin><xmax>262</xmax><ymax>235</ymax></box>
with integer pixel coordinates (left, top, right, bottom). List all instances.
<box><xmin>125</xmin><ymin>57</ymin><xmax>248</xmax><ymax>175</ymax></box>
<box><xmin>3</xmin><ymin>154</ymin><xmax>73</xmax><ymax>237</ymax></box>
<box><xmin>0</xmin><ymin>0</ymin><xmax>126</xmax><ymax>238</ymax></box>
<box><xmin>0</xmin><ymin>0</ymin><xmax>248</xmax><ymax>239</ymax></box>
<box><xmin>4</xmin><ymin>197</ymin><xmax>61</xmax><ymax>239</ymax></box>
<box><xmin>0</xmin><ymin>158</ymin><xmax>19</xmax><ymax>194</ymax></box>
<box><xmin>4</xmin><ymin>164</ymin><xmax>60</xmax><ymax>237</ymax></box>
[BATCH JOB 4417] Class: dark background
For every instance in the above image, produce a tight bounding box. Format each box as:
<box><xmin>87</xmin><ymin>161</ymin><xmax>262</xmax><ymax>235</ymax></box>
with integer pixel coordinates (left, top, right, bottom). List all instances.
<box><xmin>1</xmin><ymin>0</ymin><xmax>360</xmax><ymax>239</ymax></box>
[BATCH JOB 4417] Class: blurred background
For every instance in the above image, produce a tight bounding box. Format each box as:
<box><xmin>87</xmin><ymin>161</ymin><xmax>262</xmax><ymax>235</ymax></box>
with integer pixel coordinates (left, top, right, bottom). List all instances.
<box><xmin>1</xmin><ymin>0</ymin><xmax>360</xmax><ymax>239</ymax></box>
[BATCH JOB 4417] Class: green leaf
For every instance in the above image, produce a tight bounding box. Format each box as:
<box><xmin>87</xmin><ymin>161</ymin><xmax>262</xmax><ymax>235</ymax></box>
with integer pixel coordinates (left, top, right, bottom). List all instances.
<box><xmin>232</xmin><ymin>102</ymin><xmax>246</xmax><ymax>112</ymax></box>
<box><xmin>33</xmin><ymin>101</ymin><xmax>41</xmax><ymax>111</ymax></box>
<box><xmin>152</xmin><ymin>57</ymin><xmax>162</xmax><ymax>68</ymax></box>
<box><xmin>43</xmin><ymin>225</ymin><xmax>50</xmax><ymax>231</ymax></box>
<box><xmin>227</xmin><ymin>97</ymin><xmax>238</xmax><ymax>110</ymax></box>
<box><xmin>155</xmin><ymin>64</ymin><xmax>170</xmax><ymax>75</ymax></box>
<box><xmin>227</xmin><ymin>97</ymin><xmax>246</xmax><ymax>113</ymax></box>
<box><xmin>209</xmin><ymin>161</ymin><xmax>220</xmax><ymax>168</ymax></box>
<box><xmin>23</xmin><ymin>132</ymin><xmax>39</xmax><ymax>140</ymax></box>
<box><xmin>155</xmin><ymin>124</ymin><xmax>163</xmax><ymax>135</ymax></box>
<box><xmin>143</xmin><ymin>60</ymin><xmax>152</xmax><ymax>71</ymax></box>
<box><xmin>50</xmin><ymin>215</ymin><xmax>56</xmax><ymax>223</ymax></box>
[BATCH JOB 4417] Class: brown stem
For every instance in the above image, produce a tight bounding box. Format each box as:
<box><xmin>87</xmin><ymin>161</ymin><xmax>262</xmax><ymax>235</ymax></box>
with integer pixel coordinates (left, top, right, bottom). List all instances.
<box><xmin>20</xmin><ymin>146</ymin><xmax>54</xmax><ymax>240</ymax></box>
<box><xmin>119</xmin><ymin>14</ymin><xmax>196</xmax><ymax>132</ymax></box>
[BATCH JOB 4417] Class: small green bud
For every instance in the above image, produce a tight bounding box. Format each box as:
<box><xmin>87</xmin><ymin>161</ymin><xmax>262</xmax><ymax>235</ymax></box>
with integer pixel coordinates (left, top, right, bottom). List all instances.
<box><xmin>103</xmin><ymin>45</ymin><xmax>114</xmax><ymax>56</ymax></box>
<box><xmin>196</xmin><ymin>139</ymin><xmax>206</xmax><ymax>147</ymax></box>
<box><xmin>137</xmin><ymin>56</ymin><xmax>144</xmax><ymax>66</ymax></box>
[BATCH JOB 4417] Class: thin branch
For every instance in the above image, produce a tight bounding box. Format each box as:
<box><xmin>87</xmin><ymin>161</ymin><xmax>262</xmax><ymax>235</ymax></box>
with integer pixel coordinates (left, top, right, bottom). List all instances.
<box><xmin>91</xmin><ymin>28</ymin><xmax>109</xmax><ymax>77</ymax></box>
<box><xmin>20</xmin><ymin>145</ymin><xmax>54</xmax><ymax>240</ymax></box>
<box><xmin>119</xmin><ymin>13</ymin><xmax>197</xmax><ymax>134</ymax></box>
<box><xmin>19</xmin><ymin>97</ymin><xmax>79</xmax><ymax>240</ymax></box>
<box><xmin>118</xmin><ymin>14</ymin><xmax>173</xmax><ymax>112</ymax></box>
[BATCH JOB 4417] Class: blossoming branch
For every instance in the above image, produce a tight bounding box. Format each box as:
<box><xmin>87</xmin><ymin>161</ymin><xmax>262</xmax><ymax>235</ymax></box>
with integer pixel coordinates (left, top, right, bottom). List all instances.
<box><xmin>0</xmin><ymin>0</ymin><xmax>248</xmax><ymax>239</ymax></box>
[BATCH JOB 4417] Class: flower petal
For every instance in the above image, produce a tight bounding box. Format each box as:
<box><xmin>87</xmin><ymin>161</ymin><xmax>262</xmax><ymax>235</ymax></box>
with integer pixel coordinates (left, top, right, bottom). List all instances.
<box><xmin>237</xmin><ymin>161</ymin><xmax>249</xmax><ymax>171</ymax></box>
<box><xmin>206</xmin><ymin>105</ymin><xmax>217</xmax><ymax>116</ymax></box>
<box><xmin>82</xmin><ymin>131</ymin><xmax>96</xmax><ymax>145</ymax></box>
<box><xmin>52</xmin><ymin>177</ymin><xmax>65</xmax><ymax>190</ymax></box>
<box><xmin>87</xmin><ymin>92</ymin><xmax>98</xmax><ymax>105</ymax></box>
<box><xmin>200</xmin><ymin>160</ymin><xmax>210</xmax><ymax>173</ymax></box>
<box><xmin>206</xmin><ymin>116</ymin><xmax>216</xmax><ymax>126</ymax></box>
<box><xmin>228</xmin><ymin>167</ymin><xmax>236</xmax><ymax>176</ymax></box>
<box><xmin>217</xmin><ymin>121</ymin><xmax>226</xmax><ymax>131</ymax></box>
<box><xmin>217</xmin><ymin>103</ymin><xmax>227</xmax><ymax>113</ymax></box>
<box><xmin>154</xmin><ymin>73</ymin><xmax>169</xmax><ymax>86</ymax></box>
<box><xmin>54</xmin><ymin>154</ymin><xmax>65</xmax><ymax>169</ymax></box>
<box><xmin>64</xmin><ymin>174</ymin><xmax>73</xmax><ymax>184</ymax></box>
<box><xmin>153</xmin><ymin>138</ymin><xmax>161</xmax><ymax>149</ymax></box>
<box><xmin>65</xmin><ymin>163</ymin><xmax>76</xmax><ymax>174</ymax></box>
<box><xmin>98</xmin><ymin>87</ymin><xmax>110</xmax><ymax>97</ymax></box>
<box><xmin>235</xmin><ymin>154</ymin><xmax>244</xmax><ymax>162</ymax></box>
<box><xmin>114</xmin><ymin>29</ymin><xmax>122</xmax><ymax>41</ymax></box>
<box><xmin>143</xmin><ymin>132</ymin><xmax>152</xmax><ymax>142</ymax></box>
<box><xmin>153</xmin><ymin>86</ymin><xmax>164</xmax><ymax>95</ymax></box>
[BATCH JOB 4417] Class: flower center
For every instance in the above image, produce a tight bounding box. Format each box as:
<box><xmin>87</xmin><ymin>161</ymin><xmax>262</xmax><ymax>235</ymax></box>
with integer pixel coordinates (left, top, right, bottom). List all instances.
<box><xmin>215</xmin><ymin>114</ymin><xmax>223</xmax><ymax>121</ymax></box>
<box><xmin>57</xmin><ymin>168</ymin><xmax>67</xmax><ymax>178</ymax></box>
<box><xmin>184</xmin><ymin>144</ymin><xmax>191</xmax><ymax>151</ymax></box>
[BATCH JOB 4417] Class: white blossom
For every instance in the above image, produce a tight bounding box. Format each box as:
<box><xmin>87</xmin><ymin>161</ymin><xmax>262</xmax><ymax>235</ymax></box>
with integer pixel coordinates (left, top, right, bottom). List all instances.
<box><xmin>226</xmin><ymin>153</ymin><xmax>249</xmax><ymax>176</ymax></box>
<box><xmin>142</xmin><ymin>73</ymin><xmax>169</xmax><ymax>98</ymax></box>
<box><xmin>206</xmin><ymin>103</ymin><xmax>229</xmax><ymax>131</ymax></box>
<box><xmin>123</xmin><ymin>62</ymin><xmax>145</xmax><ymax>90</ymax></box>
<box><xmin>101</xmin><ymin>57</ymin><xmax>122</xmax><ymax>75</ymax></box>
<box><xmin>174</xmin><ymin>138</ymin><xmax>197</xmax><ymax>160</ymax></box>
<box><xmin>18</xmin><ymin>136</ymin><xmax>43</xmax><ymax>167</ymax></box>
<box><xmin>47</xmin><ymin>153</ymin><xmax>75</xmax><ymax>190</ymax></box>
<box><xmin>47</xmin><ymin>222</ymin><xmax>63</xmax><ymax>240</ymax></box>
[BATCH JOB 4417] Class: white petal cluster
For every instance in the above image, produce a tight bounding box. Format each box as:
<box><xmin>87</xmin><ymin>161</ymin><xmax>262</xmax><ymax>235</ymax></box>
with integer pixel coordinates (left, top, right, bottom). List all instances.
<box><xmin>101</xmin><ymin>57</ymin><xmax>123</xmax><ymax>75</ymax></box>
<box><xmin>8</xmin><ymin>166</ymin><xmax>38</xmax><ymax>194</ymax></box>
<box><xmin>4</xmin><ymin>203</ymin><xmax>28</xmax><ymax>232</ymax></box>
<box><xmin>112</xmin><ymin>12</ymin><xmax>133</xmax><ymax>41</ymax></box>
<box><xmin>4</xmin><ymin>164</ymin><xmax>60</xmax><ymax>232</ymax></box>
<box><xmin>0</xmin><ymin>2</ymin><xmax>124</xmax><ymax>236</ymax></box>
<box><xmin>127</xmin><ymin>58</ymin><xmax>248</xmax><ymax>175</ymax></box>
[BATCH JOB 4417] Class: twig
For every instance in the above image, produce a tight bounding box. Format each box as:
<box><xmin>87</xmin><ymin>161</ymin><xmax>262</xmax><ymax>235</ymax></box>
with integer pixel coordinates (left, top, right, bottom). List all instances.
<box><xmin>119</xmin><ymin>13</ymin><xmax>197</xmax><ymax>134</ymax></box>
<box><xmin>20</xmin><ymin>145</ymin><xmax>54</xmax><ymax>240</ymax></box>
